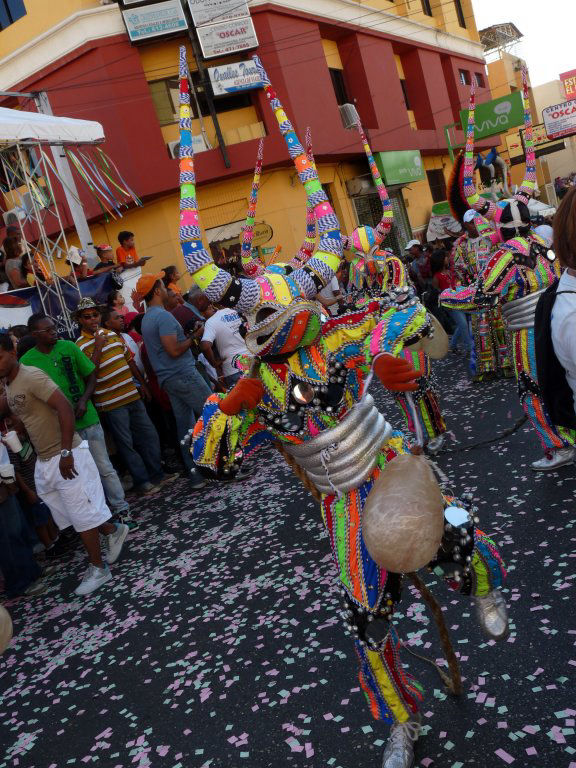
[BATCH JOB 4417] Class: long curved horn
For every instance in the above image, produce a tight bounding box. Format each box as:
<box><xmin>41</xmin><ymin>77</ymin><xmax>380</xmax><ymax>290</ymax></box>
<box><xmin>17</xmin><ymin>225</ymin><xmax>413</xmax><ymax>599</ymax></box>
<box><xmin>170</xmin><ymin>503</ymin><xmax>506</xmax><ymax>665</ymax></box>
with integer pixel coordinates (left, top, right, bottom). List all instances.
<box><xmin>290</xmin><ymin>127</ymin><xmax>317</xmax><ymax>267</ymax></box>
<box><xmin>514</xmin><ymin>68</ymin><xmax>536</xmax><ymax>204</ymax></box>
<box><xmin>463</xmin><ymin>84</ymin><xmax>497</xmax><ymax>219</ymax></box>
<box><xmin>342</xmin><ymin>120</ymin><xmax>393</xmax><ymax>251</ymax></box>
<box><xmin>241</xmin><ymin>137</ymin><xmax>265</xmax><ymax>277</ymax></box>
<box><xmin>252</xmin><ymin>55</ymin><xmax>342</xmax><ymax>297</ymax></box>
<box><xmin>178</xmin><ymin>46</ymin><xmax>259</xmax><ymax>312</ymax></box>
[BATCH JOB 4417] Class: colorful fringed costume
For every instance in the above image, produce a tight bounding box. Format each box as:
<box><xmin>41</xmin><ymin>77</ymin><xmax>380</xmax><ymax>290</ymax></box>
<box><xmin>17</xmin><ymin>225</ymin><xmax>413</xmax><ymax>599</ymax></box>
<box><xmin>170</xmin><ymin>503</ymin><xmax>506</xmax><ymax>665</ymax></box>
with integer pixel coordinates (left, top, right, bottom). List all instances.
<box><xmin>450</xmin><ymin>222</ymin><xmax>513</xmax><ymax>380</ymax></box>
<box><xmin>344</xmin><ymin>125</ymin><xmax>447</xmax><ymax>448</ymax></box>
<box><xmin>441</xmin><ymin>72</ymin><xmax>575</xmax><ymax>457</ymax></box>
<box><xmin>177</xmin><ymin>48</ymin><xmax>506</xmax><ymax>729</ymax></box>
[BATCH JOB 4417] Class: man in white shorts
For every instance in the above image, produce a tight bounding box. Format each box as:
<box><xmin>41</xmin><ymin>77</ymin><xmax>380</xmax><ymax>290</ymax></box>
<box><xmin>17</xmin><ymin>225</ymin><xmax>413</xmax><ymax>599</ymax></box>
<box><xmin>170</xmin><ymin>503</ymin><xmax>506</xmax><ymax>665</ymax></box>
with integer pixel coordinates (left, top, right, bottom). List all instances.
<box><xmin>0</xmin><ymin>334</ymin><xmax>128</xmax><ymax>596</ymax></box>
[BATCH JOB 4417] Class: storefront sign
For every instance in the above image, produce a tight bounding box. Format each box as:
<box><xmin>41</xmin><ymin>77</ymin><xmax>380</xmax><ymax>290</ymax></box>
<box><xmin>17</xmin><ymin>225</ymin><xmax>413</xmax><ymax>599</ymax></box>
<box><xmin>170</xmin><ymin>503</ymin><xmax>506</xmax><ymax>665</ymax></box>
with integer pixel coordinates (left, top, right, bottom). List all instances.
<box><xmin>208</xmin><ymin>61</ymin><xmax>262</xmax><ymax>96</ymax></box>
<box><xmin>122</xmin><ymin>0</ymin><xmax>188</xmax><ymax>42</ymax></box>
<box><xmin>543</xmin><ymin>99</ymin><xmax>576</xmax><ymax>140</ymax></box>
<box><xmin>187</xmin><ymin>0</ymin><xmax>250</xmax><ymax>27</ymax></box>
<box><xmin>196</xmin><ymin>17</ymin><xmax>259</xmax><ymax>59</ymax></box>
<box><xmin>460</xmin><ymin>91</ymin><xmax>524</xmax><ymax>140</ymax></box>
<box><xmin>560</xmin><ymin>69</ymin><xmax>576</xmax><ymax>99</ymax></box>
<box><xmin>375</xmin><ymin>150</ymin><xmax>425</xmax><ymax>186</ymax></box>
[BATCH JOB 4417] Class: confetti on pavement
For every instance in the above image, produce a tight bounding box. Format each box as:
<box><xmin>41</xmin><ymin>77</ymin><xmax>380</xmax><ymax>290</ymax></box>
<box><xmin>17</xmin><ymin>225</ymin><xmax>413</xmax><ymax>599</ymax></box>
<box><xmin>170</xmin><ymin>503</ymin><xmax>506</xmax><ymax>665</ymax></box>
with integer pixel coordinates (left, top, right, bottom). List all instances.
<box><xmin>0</xmin><ymin>357</ymin><xmax>575</xmax><ymax>767</ymax></box>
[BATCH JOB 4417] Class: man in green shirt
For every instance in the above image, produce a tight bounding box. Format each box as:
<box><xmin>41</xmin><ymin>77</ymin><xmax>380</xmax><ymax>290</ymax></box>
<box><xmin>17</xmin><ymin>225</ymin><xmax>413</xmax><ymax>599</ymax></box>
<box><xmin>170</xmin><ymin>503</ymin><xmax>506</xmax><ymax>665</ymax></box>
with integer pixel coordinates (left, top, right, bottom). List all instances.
<box><xmin>21</xmin><ymin>313</ymin><xmax>131</xmax><ymax>522</ymax></box>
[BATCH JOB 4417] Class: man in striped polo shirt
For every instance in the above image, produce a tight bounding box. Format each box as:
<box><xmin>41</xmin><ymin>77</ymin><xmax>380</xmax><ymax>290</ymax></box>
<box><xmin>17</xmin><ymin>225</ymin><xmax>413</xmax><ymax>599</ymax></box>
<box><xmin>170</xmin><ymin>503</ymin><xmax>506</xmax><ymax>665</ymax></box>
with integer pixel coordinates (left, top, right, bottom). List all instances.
<box><xmin>75</xmin><ymin>298</ymin><xmax>172</xmax><ymax>495</ymax></box>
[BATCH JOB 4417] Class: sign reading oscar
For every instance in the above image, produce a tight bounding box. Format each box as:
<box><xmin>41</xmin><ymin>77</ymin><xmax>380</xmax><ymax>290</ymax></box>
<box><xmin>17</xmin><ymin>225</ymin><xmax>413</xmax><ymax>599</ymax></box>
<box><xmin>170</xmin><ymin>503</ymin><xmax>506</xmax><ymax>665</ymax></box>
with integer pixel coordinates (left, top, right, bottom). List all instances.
<box><xmin>543</xmin><ymin>99</ymin><xmax>576</xmax><ymax>140</ymax></box>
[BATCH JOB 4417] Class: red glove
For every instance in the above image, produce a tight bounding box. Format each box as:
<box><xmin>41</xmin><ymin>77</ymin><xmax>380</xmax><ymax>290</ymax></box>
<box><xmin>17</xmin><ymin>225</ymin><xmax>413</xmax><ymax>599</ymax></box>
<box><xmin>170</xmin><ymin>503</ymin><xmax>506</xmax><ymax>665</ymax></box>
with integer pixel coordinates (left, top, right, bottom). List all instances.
<box><xmin>374</xmin><ymin>354</ymin><xmax>420</xmax><ymax>392</ymax></box>
<box><xmin>219</xmin><ymin>378</ymin><xmax>264</xmax><ymax>416</ymax></box>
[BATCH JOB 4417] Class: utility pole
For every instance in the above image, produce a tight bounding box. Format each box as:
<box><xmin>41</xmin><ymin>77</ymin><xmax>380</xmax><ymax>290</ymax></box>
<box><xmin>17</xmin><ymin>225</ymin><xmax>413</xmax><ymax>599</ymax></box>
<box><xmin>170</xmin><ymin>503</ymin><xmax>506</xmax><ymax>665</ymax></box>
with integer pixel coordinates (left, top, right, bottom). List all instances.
<box><xmin>33</xmin><ymin>91</ymin><xmax>96</xmax><ymax>261</ymax></box>
<box><xmin>179</xmin><ymin>0</ymin><xmax>231</xmax><ymax>168</ymax></box>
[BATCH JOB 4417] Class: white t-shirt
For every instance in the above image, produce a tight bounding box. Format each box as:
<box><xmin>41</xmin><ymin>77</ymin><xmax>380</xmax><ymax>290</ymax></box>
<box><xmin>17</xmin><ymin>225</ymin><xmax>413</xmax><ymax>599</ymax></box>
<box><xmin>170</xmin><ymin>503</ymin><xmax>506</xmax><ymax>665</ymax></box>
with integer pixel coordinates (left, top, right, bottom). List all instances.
<box><xmin>551</xmin><ymin>269</ymin><xmax>576</xmax><ymax>412</ymax></box>
<box><xmin>202</xmin><ymin>308</ymin><xmax>247</xmax><ymax>377</ymax></box>
<box><xmin>318</xmin><ymin>276</ymin><xmax>341</xmax><ymax>316</ymax></box>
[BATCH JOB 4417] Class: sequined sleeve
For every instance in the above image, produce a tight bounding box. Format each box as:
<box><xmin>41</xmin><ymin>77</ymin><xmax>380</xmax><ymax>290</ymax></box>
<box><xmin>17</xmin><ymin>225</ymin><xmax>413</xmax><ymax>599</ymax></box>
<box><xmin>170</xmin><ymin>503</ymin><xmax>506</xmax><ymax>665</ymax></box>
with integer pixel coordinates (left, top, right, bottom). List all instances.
<box><xmin>440</xmin><ymin>246</ymin><xmax>516</xmax><ymax>311</ymax></box>
<box><xmin>192</xmin><ymin>394</ymin><xmax>272</xmax><ymax>474</ymax></box>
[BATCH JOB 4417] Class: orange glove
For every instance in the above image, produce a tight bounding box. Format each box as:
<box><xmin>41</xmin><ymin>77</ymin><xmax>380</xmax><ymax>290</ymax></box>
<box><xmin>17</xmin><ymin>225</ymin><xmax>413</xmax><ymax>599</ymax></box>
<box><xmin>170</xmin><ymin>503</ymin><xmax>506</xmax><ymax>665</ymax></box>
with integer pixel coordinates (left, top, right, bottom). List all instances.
<box><xmin>373</xmin><ymin>354</ymin><xmax>420</xmax><ymax>392</ymax></box>
<box><xmin>219</xmin><ymin>378</ymin><xmax>264</xmax><ymax>416</ymax></box>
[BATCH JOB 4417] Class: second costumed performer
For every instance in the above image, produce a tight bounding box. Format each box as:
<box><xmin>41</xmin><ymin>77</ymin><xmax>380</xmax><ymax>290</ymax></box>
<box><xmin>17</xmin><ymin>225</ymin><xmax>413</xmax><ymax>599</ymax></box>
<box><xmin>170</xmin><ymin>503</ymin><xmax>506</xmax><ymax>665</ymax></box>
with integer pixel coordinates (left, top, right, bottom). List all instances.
<box><xmin>178</xmin><ymin>47</ymin><xmax>509</xmax><ymax>768</ymax></box>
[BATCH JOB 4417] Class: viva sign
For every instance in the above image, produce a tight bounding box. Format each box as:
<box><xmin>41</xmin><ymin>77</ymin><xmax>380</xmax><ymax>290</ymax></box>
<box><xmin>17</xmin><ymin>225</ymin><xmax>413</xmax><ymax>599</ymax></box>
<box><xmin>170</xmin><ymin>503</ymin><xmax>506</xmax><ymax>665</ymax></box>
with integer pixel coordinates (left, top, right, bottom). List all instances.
<box><xmin>460</xmin><ymin>91</ymin><xmax>524</xmax><ymax>140</ymax></box>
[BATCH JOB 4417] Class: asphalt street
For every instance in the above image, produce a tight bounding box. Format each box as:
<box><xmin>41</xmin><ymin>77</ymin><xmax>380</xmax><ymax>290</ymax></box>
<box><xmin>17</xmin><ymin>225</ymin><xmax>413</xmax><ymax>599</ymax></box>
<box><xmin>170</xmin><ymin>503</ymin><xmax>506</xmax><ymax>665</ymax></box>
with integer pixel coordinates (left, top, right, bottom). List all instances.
<box><xmin>1</xmin><ymin>353</ymin><xmax>575</xmax><ymax>768</ymax></box>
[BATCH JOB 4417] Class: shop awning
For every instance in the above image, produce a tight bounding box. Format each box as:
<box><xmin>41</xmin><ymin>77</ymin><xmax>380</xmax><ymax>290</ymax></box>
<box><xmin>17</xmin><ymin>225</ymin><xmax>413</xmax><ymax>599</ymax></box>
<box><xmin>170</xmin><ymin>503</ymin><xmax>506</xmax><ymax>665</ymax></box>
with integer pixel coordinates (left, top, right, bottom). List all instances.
<box><xmin>0</xmin><ymin>107</ymin><xmax>104</xmax><ymax>145</ymax></box>
<box><xmin>205</xmin><ymin>219</ymin><xmax>244</xmax><ymax>244</ymax></box>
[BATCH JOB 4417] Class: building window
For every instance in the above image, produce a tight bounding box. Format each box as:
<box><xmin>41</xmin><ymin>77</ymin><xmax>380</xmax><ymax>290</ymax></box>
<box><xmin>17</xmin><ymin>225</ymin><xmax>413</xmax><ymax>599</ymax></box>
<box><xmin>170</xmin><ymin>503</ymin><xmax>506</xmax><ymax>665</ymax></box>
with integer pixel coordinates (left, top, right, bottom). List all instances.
<box><xmin>329</xmin><ymin>68</ymin><xmax>350</xmax><ymax>106</ymax></box>
<box><xmin>0</xmin><ymin>0</ymin><xmax>26</xmax><ymax>30</ymax></box>
<box><xmin>459</xmin><ymin>69</ymin><xmax>471</xmax><ymax>86</ymax></box>
<box><xmin>400</xmin><ymin>79</ymin><xmax>411</xmax><ymax>111</ymax></box>
<box><xmin>148</xmin><ymin>74</ymin><xmax>252</xmax><ymax>125</ymax></box>
<box><xmin>421</xmin><ymin>0</ymin><xmax>433</xmax><ymax>16</ymax></box>
<box><xmin>454</xmin><ymin>0</ymin><xmax>466</xmax><ymax>28</ymax></box>
<box><xmin>474</xmin><ymin>72</ymin><xmax>485</xmax><ymax>88</ymax></box>
<box><xmin>427</xmin><ymin>169</ymin><xmax>447</xmax><ymax>203</ymax></box>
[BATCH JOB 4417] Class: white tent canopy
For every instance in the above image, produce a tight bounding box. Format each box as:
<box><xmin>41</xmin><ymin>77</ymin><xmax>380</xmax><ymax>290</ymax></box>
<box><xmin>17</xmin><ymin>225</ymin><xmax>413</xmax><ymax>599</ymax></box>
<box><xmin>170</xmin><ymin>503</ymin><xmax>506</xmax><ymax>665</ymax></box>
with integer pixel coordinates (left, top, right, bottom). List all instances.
<box><xmin>0</xmin><ymin>107</ymin><xmax>104</xmax><ymax>145</ymax></box>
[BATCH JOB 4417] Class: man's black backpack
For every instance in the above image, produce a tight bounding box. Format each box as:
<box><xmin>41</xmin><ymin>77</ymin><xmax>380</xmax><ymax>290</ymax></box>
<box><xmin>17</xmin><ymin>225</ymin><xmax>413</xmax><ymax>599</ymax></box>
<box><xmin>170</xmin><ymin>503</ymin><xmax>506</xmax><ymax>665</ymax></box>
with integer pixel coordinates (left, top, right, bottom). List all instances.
<box><xmin>534</xmin><ymin>281</ymin><xmax>576</xmax><ymax>429</ymax></box>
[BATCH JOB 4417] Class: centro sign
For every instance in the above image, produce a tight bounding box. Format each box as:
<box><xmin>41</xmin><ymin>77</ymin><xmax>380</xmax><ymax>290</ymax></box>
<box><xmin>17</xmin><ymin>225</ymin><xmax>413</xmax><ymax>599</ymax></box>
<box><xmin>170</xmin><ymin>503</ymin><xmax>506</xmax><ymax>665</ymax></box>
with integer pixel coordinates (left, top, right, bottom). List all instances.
<box><xmin>543</xmin><ymin>99</ymin><xmax>576</xmax><ymax>140</ymax></box>
<box><xmin>459</xmin><ymin>91</ymin><xmax>524</xmax><ymax>140</ymax></box>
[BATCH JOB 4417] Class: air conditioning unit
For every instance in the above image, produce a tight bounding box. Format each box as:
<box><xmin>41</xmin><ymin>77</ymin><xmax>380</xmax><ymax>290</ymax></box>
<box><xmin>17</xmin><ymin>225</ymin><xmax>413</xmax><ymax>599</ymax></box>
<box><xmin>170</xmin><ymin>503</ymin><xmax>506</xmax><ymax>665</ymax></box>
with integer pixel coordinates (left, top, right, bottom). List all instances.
<box><xmin>167</xmin><ymin>134</ymin><xmax>209</xmax><ymax>159</ymax></box>
<box><xmin>339</xmin><ymin>103</ymin><xmax>360</xmax><ymax>130</ymax></box>
<box><xmin>345</xmin><ymin>176</ymin><xmax>376</xmax><ymax>197</ymax></box>
<box><xmin>2</xmin><ymin>207</ymin><xmax>26</xmax><ymax>227</ymax></box>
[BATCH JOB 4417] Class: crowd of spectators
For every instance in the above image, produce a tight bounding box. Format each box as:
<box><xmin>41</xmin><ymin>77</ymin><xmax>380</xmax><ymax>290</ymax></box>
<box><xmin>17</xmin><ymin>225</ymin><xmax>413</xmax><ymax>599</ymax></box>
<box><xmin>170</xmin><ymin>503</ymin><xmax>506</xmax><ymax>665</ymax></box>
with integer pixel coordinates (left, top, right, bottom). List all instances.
<box><xmin>0</xmin><ymin>235</ymin><xmax>251</xmax><ymax>601</ymax></box>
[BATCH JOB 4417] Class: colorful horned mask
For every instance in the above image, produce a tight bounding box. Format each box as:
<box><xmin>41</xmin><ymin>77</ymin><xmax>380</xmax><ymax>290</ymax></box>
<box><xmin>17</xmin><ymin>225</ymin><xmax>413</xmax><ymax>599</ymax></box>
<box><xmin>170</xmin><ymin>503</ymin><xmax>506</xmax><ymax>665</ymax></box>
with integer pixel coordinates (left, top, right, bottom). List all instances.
<box><xmin>177</xmin><ymin>47</ymin><xmax>342</xmax><ymax>359</ymax></box>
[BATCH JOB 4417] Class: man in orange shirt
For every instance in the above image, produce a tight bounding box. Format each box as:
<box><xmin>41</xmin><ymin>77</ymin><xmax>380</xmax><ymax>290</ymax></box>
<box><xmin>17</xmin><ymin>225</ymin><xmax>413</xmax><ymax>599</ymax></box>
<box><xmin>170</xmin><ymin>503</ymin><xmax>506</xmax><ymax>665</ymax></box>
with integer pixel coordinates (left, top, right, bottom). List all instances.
<box><xmin>115</xmin><ymin>231</ymin><xmax>150</xmax><ymax>269</ymax></box>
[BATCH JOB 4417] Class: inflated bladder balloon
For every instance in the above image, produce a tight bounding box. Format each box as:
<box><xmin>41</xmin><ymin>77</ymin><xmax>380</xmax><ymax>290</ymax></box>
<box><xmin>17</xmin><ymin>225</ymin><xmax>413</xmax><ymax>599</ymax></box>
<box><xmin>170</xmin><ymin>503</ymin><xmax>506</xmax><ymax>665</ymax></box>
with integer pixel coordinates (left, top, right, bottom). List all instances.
<box><xmin>0</xmin><ymin>605</ymin><xmax>13</xmax><ymax>654</ymax></box>
<box><xmin>362</xmin><ymin>454</ymin><xmax>445</xmax><ymax>572</ymax></box>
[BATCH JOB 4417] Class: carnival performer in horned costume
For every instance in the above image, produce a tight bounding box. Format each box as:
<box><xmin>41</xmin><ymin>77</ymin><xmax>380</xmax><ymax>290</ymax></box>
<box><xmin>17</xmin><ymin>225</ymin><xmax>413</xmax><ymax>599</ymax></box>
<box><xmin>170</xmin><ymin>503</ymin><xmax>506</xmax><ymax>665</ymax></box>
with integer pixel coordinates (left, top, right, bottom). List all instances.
<box><xmin>178</xmin><ymin>48</ymin><xmax>508</xmax><ymax>767</ymax></box>
<box><xmin>241</xmin><ymin>129</ymin><xmax>317</xmax><ymax>279</ymax></box>
<box><xmin>441</xmin><ymin>71</ymin><xmax>576</xmax><ymax>471</ymax></box>
<box><xmin>448</xmin><ymin>184</ymin><xmax>513</xmax><ymax>381</ymax></box>
<box><xmin>347</xmin><ymin>124</ymin><xmax>448</xmax><ymax>454</ymax></box>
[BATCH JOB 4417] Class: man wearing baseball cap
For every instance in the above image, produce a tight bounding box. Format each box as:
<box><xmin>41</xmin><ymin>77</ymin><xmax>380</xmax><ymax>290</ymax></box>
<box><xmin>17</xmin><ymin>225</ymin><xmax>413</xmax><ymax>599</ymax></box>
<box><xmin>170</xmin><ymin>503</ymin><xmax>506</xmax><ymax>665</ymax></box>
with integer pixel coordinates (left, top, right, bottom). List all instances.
<box><xmin>404</xmin><ymin>239</ymin><xmax>430</xmax><ymax>295</ymax></box>
<box><xmin>137</xmin><ymin>273</ymin><xmax>210</xmax><ymax>490</ymax></box>
<box><xmin>93</xmin><ymin>244</ymin><xmax>121</xmax><ymax>274</ymax></box>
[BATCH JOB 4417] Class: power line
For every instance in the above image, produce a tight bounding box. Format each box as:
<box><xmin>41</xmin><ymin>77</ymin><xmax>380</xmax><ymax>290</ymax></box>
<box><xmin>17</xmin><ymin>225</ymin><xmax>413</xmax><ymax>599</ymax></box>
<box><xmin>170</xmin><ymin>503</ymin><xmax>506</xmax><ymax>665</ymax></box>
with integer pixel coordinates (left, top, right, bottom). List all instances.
<box><xmin>33</xmin><ymin>0</ymin><xmax>483</xmax><ymax>96</ymax></box>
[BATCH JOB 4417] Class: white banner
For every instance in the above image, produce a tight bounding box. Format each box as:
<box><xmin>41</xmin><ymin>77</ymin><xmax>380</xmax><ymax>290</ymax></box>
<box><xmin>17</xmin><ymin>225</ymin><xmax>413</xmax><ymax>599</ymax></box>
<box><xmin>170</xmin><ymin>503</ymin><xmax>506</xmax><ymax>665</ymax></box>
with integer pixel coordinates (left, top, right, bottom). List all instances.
<box><xmin>187</xmin><ymin>0</ymin><xmax>249</xmax><ymax>27</ymax></box>
<box><xmin>122</xmin><ymin>0</ymin><xmax>188</xmax><ymax>42</ymax></box>
<box><xmin>543</xmin><ymin>99</ymin><xmax>576</xmax><ymax>140</ymax></box>
<box><xmin>208</xmin><ymin>61</ymin><xmax>262</xmax><ymax>96</ymax></box>
<box><xmin>197</xmin><ymin>17</ymin><xmax>259</xmax><ymax>59</ymax></box>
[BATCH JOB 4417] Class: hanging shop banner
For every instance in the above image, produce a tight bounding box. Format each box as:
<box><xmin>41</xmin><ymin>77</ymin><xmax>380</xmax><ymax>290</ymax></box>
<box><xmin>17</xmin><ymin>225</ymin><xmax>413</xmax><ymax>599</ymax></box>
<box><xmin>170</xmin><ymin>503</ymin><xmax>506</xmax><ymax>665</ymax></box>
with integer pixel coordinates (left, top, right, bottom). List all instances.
<box><xmin>560</xmin><ymin>69</ymin><xmax>576</xmax><ymax>99</ymax></box>
<box><xmin>208</xmin><ymin>62</ymin><xmax>262</xmax><ymax>96</ymax></box>
<box><xmin>543</xmin><ymin>99</ymin><xmax>576</xmax><ymax>140</ymax></box>
<box><xmin>187</xmin><ymin>0</ymin><xmax>249</xmax><ymax>27</ymax></box>
<box><xmin>122</xmin><ymin>0</ymin><xmax>188</xmax><ymax>42</ymax></box>
<box><xmin>375</xmin><ymin>150</ymin><xmax>425</xmax><ymax>186</ymax></box>
<box><xmin>196</xmin><ymin>17</ymin><xmax>259</xmax><ymax>59</ymax></box>
<box><xmin>460</xmin><ymin>91</ymin><xmax>524</xmax><ymax>140</ymax></box>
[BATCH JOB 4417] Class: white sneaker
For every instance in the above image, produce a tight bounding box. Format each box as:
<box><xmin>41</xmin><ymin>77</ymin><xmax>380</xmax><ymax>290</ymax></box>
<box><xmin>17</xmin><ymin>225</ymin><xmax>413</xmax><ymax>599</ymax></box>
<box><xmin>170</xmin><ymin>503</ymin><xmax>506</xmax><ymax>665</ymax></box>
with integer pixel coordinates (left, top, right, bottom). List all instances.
<box><xmin>382</xmin><ymin>713</ymin><xmax>421</xmax><ymax>768</ymax></box>
<box><xmin>106</xmin><ymin>523</ymin><xmax>129</xmax><ymax>565</ymax></box>
<box><xmin>530</xmin><ymin>447</ymin><xmax>575</xmax><ymax>472</ymax></box>
<box><xmin>74</xmin><ymin>564</ymin><xmax>112</xmax><ymax>596</ymax></box>
<box><xmin>475</xmin><ymin>589</ymin><xmax>509</xmax><ymax>640</ymax></box>
<box><xmin>427</xmin><ymin>434</ymin><xmax>445</xmax><ymax>455</ymax></box>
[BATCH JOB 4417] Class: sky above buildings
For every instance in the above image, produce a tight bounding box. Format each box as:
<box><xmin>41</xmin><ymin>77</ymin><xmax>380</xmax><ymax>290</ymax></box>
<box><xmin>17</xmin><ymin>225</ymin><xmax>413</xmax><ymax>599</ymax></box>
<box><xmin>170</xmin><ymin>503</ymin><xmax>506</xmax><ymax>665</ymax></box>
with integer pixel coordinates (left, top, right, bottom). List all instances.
<box><xmin>471</xmin><ymin>0</ymin><xmax>573</xmax><ymax>88</ymax></box>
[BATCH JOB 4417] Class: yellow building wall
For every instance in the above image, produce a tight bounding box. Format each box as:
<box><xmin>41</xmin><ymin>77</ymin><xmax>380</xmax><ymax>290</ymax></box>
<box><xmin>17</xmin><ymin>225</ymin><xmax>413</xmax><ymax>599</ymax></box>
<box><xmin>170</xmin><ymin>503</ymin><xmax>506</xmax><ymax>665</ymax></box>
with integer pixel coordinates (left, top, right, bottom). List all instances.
<box><xmin>0</xmin><ymin>0</ymin><xmax>97</xmax><ymax>57</ymax></box>
<box><xmin>62</xmin><ymin>162</ymin><xmax>357</xmax><ymax>284</ymax></box>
